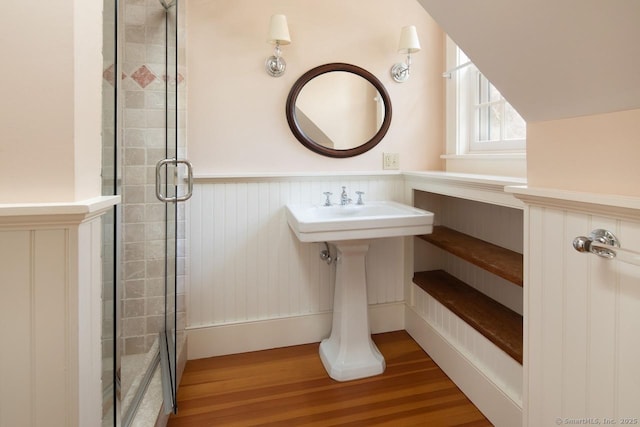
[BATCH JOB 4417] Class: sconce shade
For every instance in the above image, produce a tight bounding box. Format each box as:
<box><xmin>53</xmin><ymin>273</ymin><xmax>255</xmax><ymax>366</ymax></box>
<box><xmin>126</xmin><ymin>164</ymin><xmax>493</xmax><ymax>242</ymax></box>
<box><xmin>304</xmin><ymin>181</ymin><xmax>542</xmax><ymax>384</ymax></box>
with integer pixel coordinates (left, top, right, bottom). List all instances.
<box><xmin>268</xmin><ymin>14</ymin><xmax>291</xmax><ymax>45</ymax></box>
<box><xmin>397</xmin><ymin>25</ymin><xmax>420</xmax><ymax>54</ymax></box>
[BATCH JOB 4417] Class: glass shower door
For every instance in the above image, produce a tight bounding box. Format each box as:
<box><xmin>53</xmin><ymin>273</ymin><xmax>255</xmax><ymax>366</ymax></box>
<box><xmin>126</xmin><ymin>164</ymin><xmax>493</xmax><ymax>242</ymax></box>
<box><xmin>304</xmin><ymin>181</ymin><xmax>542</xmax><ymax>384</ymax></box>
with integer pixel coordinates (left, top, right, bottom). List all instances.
<box><xmin>154</xmin><ymin>0</ymin><xmax>190</xmax><ymax>414</ymax></box>
<box><xmin>101</xmin><ymin>0</ymin><xmax>117</xmax><ymax>424</ymax></box>
<box><xmin>101</xmin><ymin>0</ymin><xmax>188</xmax><ymax>424</ymax></box>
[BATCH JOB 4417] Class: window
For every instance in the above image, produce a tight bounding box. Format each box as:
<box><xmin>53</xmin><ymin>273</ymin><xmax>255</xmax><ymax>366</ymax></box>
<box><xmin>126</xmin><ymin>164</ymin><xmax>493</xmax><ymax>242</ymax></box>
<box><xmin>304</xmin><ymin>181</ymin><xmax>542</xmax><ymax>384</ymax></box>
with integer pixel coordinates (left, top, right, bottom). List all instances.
<box><xmin>447</xmin><ymin>41</ymin><xmax>526</xmax><ymax>155</ymax></box>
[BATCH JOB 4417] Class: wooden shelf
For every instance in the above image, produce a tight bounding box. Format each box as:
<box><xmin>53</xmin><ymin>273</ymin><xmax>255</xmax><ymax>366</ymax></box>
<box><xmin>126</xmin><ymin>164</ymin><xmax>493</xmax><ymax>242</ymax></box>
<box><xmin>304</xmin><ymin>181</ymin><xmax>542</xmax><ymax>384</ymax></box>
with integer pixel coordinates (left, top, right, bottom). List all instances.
<box><xmin>413</xmin><ymin>270</ymin><xmax>523</xmax><ymax>364</ymax></box>
<box><xmin>417</xmin><ymin>226</ymin><xmax>523</xmax><ymax>287</ymax></box>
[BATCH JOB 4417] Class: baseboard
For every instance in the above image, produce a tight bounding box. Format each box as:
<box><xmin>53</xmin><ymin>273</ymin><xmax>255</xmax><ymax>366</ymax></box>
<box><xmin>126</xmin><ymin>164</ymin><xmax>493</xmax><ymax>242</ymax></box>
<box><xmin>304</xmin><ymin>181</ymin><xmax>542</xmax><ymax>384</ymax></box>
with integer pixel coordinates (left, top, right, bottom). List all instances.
<box><xmin>186</xmin><ymin>302</ymin><xmax>405</xmax><ymax>360</ymax></box>
<box><xmin>405</xmin><ymin>307</ymin><xmax>523</xmax><ymax>427</ymax></box>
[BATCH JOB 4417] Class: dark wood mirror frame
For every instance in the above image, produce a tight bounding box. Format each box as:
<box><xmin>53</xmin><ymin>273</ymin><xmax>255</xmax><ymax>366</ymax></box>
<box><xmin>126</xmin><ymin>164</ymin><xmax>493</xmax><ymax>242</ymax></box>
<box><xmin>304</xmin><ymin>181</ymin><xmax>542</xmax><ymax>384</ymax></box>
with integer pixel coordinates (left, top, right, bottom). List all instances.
<box><xmin>286</xmin><ymin>63</ymin><xmax>392</xmax><ymax>158</ymax></box>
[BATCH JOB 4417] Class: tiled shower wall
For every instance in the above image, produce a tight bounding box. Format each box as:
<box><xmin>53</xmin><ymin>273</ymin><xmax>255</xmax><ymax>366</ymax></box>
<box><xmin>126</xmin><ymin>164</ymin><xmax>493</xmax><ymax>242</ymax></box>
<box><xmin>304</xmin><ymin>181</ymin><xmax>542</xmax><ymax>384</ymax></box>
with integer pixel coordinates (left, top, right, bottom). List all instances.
<box><xmin>102</xmin><ymin>0</ymin><xmax>187</xmax><ymax>356</ymax></box>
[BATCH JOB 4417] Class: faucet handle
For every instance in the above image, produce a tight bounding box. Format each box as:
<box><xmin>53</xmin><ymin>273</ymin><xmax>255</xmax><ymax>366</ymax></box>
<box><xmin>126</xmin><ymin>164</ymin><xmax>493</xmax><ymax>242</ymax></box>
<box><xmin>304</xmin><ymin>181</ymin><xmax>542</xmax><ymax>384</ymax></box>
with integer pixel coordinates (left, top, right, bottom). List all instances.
<box><xmin>355</xmin><ymin>191</ymin><xmax>365</xmax><ymax>205</ymax></box>
<box><xmin>340</xmin><ymin>186</ymin><xmax>350</xmax><ymax>205</ymax></box>
<box><xmin>323</xmin><ymin>192</ymin><xmax>333</xmax><ymax>206</ymax></box>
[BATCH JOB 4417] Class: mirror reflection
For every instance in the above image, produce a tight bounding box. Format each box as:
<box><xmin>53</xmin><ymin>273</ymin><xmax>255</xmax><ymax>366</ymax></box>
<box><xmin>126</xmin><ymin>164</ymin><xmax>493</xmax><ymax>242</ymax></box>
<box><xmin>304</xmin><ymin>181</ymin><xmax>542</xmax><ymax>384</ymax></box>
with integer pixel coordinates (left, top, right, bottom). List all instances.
<box><xmin>295</xmin><ymin>72</ymin><xmax>385</xmax><ymax>150</ymax></box>
<box><xmin>286</xmin><ymin>63</ymin><xmax>392</xmax><ymax>158</ymax></box>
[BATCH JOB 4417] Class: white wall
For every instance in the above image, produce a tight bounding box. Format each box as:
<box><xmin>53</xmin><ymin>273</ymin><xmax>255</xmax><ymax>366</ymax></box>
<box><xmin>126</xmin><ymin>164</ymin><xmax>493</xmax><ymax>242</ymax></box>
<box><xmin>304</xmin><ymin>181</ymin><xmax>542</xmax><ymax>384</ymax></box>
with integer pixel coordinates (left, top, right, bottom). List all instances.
<box><xmin>0</xmin><ymin>1</ymin><xmax>103</xmax><ymax>203</ymax></box>
<box><xmin>185</xmin><ymin>0</ymin><xmax>445</xmax><ymax>174</ymax></box>
<box><xmin>416</xmin><ymin>0</ymin><xmax>640</xmax><ymax>124</ymax></box>
<box><xmin>527</xmin><ymin>109</ymin><xmax>640</xmax><ymax>197</ymax></box>
<box><xmin>0</xmin><ymin>1</ymin><xmax>108</xmax><ymax>426</ymax></box>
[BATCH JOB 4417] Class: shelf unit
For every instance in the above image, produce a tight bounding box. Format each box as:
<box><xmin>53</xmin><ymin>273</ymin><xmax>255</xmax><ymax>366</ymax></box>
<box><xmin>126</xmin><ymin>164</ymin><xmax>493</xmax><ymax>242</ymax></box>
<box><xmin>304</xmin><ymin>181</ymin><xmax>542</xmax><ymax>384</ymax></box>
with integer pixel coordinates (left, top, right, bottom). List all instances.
<box><xmin>418</xmin><ymin>226</ymin><xmax>523</xmax><ymax>287</ymax></box>
<box><xmin>413</xmin><ymin>269</ymin><xmax>523</xmax><ymax>363</ymax></box>
<box><xmin>413</xmin><ymin>216</ymin><xmax>524</xmax><ymax>365</ymax></box>
<box><xmin>404</xmin><ymin>174</ymin><xmax>526</xmax><ymax>425</ymax></box>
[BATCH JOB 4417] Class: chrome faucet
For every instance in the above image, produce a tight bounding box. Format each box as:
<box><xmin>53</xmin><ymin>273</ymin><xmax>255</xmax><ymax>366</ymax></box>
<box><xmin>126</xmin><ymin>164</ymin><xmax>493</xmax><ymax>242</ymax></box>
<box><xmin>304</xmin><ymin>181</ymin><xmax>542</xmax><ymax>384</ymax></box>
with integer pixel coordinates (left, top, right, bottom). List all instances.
<box><xmin>340</xmin><ymin>186</ymin><xmax>351</xmax><ymax>205</ymax></box>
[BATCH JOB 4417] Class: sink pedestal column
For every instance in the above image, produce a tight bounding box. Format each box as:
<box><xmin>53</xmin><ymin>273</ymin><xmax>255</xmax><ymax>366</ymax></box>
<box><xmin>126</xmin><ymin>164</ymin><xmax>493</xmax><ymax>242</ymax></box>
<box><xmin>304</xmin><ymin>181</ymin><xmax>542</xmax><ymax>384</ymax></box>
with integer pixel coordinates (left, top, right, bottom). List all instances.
<box><xmin>319</xmin><ymin>240</ymin><xmax>385</xmax><ymax>381</ymax></box>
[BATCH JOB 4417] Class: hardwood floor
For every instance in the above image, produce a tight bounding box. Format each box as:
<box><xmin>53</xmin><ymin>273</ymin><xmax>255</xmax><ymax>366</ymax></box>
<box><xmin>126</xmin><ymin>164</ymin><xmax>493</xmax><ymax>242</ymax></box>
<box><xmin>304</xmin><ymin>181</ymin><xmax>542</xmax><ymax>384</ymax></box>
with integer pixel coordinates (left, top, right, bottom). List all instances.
<box><xmin>168</xmin><ymin>331</ymin><xmax>492</xmax><ymax>426</ymax></box>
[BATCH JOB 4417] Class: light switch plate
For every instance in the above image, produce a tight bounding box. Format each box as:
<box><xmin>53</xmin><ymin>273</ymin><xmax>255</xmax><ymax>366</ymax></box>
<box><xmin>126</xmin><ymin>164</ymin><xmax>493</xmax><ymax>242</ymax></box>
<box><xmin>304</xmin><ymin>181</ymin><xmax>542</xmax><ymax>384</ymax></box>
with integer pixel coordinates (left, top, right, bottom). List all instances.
<box><xmin>383</xmin><ymin>153</ymin><xmax>399</xmax><ymax>170</ymax></box>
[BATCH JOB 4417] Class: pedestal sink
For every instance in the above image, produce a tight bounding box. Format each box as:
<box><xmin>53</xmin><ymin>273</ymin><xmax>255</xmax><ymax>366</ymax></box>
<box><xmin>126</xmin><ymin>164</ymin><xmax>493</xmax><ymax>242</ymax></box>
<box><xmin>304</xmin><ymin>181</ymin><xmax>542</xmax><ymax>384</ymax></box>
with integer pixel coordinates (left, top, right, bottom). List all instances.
<box><xmin>285</xmin><ymin>201</ymin><xmax>434</xmax><ymax>381</ymax></box>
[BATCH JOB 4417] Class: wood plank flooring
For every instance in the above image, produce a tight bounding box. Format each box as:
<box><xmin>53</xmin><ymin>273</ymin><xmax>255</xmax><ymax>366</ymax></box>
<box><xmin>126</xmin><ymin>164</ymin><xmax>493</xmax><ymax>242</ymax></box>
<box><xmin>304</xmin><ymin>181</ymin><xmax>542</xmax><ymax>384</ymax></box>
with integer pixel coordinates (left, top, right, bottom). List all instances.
<box><xmin>168</xmin><ymin>331</ymin><xmax>492</xmax><ymax>426</ymax></box>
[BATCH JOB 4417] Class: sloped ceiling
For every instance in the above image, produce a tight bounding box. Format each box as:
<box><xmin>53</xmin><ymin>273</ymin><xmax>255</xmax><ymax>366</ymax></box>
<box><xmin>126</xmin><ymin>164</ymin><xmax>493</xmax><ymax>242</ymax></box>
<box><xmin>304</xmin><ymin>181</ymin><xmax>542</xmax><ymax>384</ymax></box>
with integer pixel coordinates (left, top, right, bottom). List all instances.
<box><xmin>417</xmin><ymin>0</ymin><xmax>640</xmax><ymax>122</ymax></box>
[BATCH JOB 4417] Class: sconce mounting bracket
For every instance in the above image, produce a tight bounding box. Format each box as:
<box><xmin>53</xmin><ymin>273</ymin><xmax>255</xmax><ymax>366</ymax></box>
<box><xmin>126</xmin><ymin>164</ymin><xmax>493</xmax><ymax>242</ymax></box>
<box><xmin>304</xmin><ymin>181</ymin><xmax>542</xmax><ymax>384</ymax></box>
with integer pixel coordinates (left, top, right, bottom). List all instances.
<box><xmin>266</xmin><ymin>56</ymin><xmax>287</xmax><ymax>78</ymax></box>
<box><xmin>391</xmin><ymin>63</ymin><xmax>410</xmax><ymax>83</ymax></box>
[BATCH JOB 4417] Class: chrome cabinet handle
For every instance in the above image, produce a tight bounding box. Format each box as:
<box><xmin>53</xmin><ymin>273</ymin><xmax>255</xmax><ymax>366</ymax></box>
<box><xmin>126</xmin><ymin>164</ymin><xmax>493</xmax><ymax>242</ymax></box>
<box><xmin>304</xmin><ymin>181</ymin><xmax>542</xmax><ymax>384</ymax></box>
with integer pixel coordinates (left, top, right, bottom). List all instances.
<box><xmin>155</xmin><ymin>158</ymin><xmax>193</xmax><ymax>203</ymax></box>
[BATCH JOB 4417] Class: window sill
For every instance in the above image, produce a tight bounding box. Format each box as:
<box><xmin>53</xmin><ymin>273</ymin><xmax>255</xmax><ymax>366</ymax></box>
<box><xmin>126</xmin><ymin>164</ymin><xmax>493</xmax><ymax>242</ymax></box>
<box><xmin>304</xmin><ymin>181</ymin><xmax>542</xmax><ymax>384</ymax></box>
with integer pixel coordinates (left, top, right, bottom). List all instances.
<box><xmin>441</xmin><ymin>153</ymin><xmax>526</xmax><ymax>178</ymax></box>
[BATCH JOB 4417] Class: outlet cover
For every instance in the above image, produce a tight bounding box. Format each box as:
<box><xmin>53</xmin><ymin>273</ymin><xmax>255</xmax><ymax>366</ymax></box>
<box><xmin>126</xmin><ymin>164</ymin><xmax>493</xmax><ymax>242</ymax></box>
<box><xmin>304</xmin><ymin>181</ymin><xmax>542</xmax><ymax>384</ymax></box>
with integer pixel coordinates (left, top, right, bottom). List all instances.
<box><xmin>383</xmin><ymin>153</ymin><xmax>399</xmax><ymax>170</ymax></box>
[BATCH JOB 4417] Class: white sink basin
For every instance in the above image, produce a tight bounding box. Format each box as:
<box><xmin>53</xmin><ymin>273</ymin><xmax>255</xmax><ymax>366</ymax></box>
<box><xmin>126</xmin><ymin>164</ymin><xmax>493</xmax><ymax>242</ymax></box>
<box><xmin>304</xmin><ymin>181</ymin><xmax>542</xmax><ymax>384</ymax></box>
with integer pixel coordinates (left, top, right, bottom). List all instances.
<box><xmin>285</xmin><ymin>201</ymin><xmax>434</xmax><ymax>242</ymax></box>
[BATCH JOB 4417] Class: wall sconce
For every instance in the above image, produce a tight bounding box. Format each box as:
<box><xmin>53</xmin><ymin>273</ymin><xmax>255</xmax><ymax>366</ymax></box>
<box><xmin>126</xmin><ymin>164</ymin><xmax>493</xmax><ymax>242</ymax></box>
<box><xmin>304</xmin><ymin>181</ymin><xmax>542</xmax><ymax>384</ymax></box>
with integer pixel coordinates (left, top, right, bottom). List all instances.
<box><xmin>265</xmin><ymin>14</ymin><xmax>291</xmax><ymax>77</ymax></box>
<box><xmin>390</xmin><ymin>25</ymin><xmax>421</xmax><ymax>83</ymax></box>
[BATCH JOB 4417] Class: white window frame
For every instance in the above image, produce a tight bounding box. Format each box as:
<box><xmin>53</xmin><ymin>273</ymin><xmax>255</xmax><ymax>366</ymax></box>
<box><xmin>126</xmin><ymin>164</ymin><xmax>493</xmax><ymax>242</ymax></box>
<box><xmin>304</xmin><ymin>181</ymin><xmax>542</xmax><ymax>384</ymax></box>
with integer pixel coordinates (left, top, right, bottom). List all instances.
<box><xmin>445</xmin><ymin>37</ymin><xmax>526</xmax><ymax>157</ymax></box>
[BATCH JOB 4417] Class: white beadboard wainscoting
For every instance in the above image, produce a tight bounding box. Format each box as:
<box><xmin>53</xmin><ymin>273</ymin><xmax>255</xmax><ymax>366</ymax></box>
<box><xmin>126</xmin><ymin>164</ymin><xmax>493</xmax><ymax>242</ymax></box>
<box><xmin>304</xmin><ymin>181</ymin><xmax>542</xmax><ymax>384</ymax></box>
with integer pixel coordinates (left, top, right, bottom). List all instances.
<box><xmin>0</xmin><ymin>196</ymin><xmax>118</xmax><ymax>427</ymax></box>
<box><xmin>186</xmin><ymin>173</ymin><xmax>409</xmax><ymax>358</ymax></box>
<box><xmin>508</xmin><ymin>187</ymin><xmax>640</xmax><ymax>427</ymax></box>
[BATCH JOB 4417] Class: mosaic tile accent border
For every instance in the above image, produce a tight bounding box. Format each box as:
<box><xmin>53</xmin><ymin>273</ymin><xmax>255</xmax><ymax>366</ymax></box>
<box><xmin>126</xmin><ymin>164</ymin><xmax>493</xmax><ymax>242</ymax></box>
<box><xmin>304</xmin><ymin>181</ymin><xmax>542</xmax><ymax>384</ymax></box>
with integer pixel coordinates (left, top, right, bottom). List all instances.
<box><xmin>102</xmin><ymin>63</ymin><xmax>184</xmax><ymax>88</ymax></box>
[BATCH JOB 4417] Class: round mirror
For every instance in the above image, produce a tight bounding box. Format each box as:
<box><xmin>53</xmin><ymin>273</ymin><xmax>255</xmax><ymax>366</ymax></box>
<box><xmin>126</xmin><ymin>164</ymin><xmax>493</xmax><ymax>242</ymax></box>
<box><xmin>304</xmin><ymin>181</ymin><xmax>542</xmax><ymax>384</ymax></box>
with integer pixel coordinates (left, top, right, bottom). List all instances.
<box><xmin>286</xmin><ymin>63</ymin><xmax>392</xmax><ymax>158</ymax></box>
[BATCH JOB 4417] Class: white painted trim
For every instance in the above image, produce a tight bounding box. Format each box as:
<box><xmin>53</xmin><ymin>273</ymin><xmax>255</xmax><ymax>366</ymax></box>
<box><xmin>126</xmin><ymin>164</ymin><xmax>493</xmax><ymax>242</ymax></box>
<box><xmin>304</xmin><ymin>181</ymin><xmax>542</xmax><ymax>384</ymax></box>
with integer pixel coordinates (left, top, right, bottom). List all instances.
<box><xmin>506</xmin><ymin>185</ymin><xmax>640</xmax><ymax>220</ymax></box>
<box><xmin>445</xmin><ymin>36</ymin><xmax>459</xmax><ymax>157</ymax></box>
<box><xmin>405</xmin><ymin>171</ymin><xmax>526</xmax><ymax>209</ymax></box>
<box><xmin>405</xmin><ymin>171</ymin><xmax>526</xmax><ymax>186</ymax></box>
<box><xmin>0</xmin><ymin>195</ymin><xmax>120</xmax><ymax>228</ymax></box>
<box><xmin>443</xmin><ymin>36</ymin><xmax>527</xmax><ymax>177</ymax></box>
<box><xmin>194</xmin><ymin>171</ymin><xmax>403</xmax><ymax>182</ymax></box>
<box><xmin>186</xmin><ymin>302</ymin><xmax>405</xmax><ymax>360</ymax></box>
<box><xmin>194</xmin><ymin>171</ymin><xmax>526</xmax><ymax>187</ymax></box>
<box><xmin>405</xmin><ymin>307</ymin><xmax>523</xmax><ymax>427</ymax></box>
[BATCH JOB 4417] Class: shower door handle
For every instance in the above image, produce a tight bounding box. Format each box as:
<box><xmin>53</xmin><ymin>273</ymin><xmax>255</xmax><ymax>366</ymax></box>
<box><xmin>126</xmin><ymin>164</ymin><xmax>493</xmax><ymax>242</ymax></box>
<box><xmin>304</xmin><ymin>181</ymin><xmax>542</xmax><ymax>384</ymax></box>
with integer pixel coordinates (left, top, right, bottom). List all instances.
<box><xmin>155</xmin><ymin>158</ymin><xmax>194</xmax><ymax>203</ymax></box>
